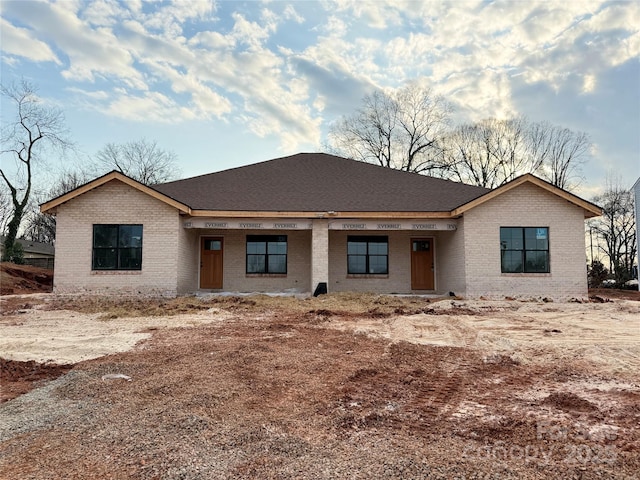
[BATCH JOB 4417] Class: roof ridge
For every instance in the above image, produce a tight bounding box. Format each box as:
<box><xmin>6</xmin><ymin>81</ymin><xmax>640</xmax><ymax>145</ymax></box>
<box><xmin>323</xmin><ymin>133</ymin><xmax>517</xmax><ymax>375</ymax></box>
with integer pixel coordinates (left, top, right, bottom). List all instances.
<box><xmin>156</xmin><ymin>152</ymin><xmax>339</xmax><ymax>186</ymax></box>
<box><xmin>157</xmin><ymin>152</ymin><xmax>490</xmax><ymax>192</ymax></box>
<box><xmin>152</xmin><ymin>153</ymin><xmax>490</xmax><ymax>212</ymax></box>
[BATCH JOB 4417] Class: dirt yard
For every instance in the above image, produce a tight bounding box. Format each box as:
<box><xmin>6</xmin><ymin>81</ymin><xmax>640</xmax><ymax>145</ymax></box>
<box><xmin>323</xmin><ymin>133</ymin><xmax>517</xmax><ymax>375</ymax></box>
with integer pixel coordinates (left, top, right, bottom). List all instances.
<box><xmin>0</xmin><ymin>291</ymin><xmax>639</xmax><ymax>479</ymax></box>
<box><xmin>0</xmin><ymin>263</ymin><xmax>53</xmax><ymax>295</ymax></box>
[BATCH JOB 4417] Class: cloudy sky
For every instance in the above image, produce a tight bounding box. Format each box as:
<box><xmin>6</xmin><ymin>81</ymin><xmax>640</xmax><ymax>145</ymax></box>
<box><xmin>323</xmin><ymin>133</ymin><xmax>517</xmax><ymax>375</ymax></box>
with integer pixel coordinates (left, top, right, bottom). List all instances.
<box><xmin>1</xmin><ymin>0</ymin><xmax>638</xmax><ymax>197</ymax></box>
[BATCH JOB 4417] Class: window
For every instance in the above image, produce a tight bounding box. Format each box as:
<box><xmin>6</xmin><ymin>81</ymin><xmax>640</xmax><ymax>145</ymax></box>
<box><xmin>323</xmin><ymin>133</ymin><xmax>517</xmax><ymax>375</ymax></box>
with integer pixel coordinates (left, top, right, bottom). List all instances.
<box><xmin>93</xmin><ymin>224</ymin><xmax>143</xmax><ymax>270</ymax></box>
<box><xmin>204</xmin><ymin>239</ymin><xmax>222</xmax><ymax>251</ymax></box>
<box><xmin>246</xmin><ymin>235</ymin><xmax>287</xmax><ymax>274</ymax></box>
<box><xmin>348</xmin><ymin>236</ymin><xmax>388</xmax><ymax>274</ymax></box>
<box><xmin>500</xmin><ymin>227</ymin><xmax>549</xmax><ymax>273</ymax></box>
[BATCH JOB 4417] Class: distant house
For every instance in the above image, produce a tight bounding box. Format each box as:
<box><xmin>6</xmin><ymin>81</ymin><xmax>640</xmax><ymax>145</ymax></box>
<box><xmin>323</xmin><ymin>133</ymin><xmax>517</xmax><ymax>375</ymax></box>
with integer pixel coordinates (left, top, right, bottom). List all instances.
<box><xmin>0</xmin><ymin>236</ymin><xmax>55</xmax><ymax>270</ymax></box>
<box><xmin>40</xmin><ymin>153</ymin><xmax>601</xmax><ymax>298</ymax></box>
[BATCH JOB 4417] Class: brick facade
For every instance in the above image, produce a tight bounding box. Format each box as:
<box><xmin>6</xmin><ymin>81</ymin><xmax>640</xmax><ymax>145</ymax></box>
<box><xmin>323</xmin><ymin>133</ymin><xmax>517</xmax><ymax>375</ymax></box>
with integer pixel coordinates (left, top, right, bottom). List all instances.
<box><xmin>54</xmin><ymin>180</ymin><xmax>182</xmax><ymax>296</ymax></box>
<box><xmin>462</xmin><ymin>183</ymin><xmax>588</xmax><ymax>299</ymax></box>
<box><xmin>193</xmin><ymin>229</ymin><xmax>312</xmax><ymax>293</ymax></box>
<box><xmin>328</xmin><ymin>230</ymin><xmax>433</xmax><ymax>294</ymax></box>
<box><xmin>47</xmin><ymin>174</ymin><xmax>595</xmax><ymax>299</ymax></box>
<box><xmin>311</xmin><ymin>220</ymin><xmax>329</xmax><ymax>293</ymax></box>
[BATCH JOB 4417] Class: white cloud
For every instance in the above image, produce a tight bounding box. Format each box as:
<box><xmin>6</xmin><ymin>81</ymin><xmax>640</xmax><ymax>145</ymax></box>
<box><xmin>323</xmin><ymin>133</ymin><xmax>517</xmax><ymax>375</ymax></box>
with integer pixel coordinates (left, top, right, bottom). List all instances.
<box><xmin>0</xmin><ymin>18</ymin><xmax>60</xmax><ymax>64</ymax></box>
<box><xmin>230</xmin><ymin>12</ymin><xmax>274</xmax><ymax>49</ymax></box>
<box><xmin>80</xmin><ymin>0</ymin><xmax>129</xmax><ymax>26</ymax></box>
<box><xmin>189</xmin><ymin>30</ymin><xmax>236</xmax><ymax>49</ymax></box>
<box><xmin>582</xmin><ymin>74</ymin><xmax>597</xmax><ymax>94</ymax></box>
<box><xmin>328</xmin><ymin>0</ymin><xmax>403</xmax><ymax>29</ymax></box>
<box><xmin>2</xmin><ymin>1</ymin><xmax>147</xmax><ymax>87</ymax></box>
<box><xmin>283</xmin><ymin>4</ymin><xmax>304</xmax><ymax>24</ymax></box>
<box><xmin>112</xmin><ymin>4</ymin><xmax>321</xmax><ymax>147</ymax></box>
<box><xmin>361</xmin><ymin>0</ymin><xmax>640</xmax><ymax>119</ymax></box>
<box><xmin>1</xmin><ymin>55</ymin><xmax>19</xmax><ymax>67</ymax></box>
<box><xmin>572</xmin><ymin>2</ymin><xmax>640</xmax><ymax>67</ymax></box>
<box><xmin>1</xmin><ymin>0</ymin><xmax>636</xmax><ymax>162</ymax></box>
<box><xmin>141</xmin><ymin>0</ymin><xmax>216</xmax><ymax>34</ymax></box>
<box><xmin>105</xmin><ymin>90</ymin><xmax>195</xmax><ymax>123</ymax></box>
<box><xmin>142</xmin><ymin>60</ymin><xmax>232</xmax><ymax>118</ymax></box>
<box><xmin>320</xmin><ymin>15</ymin><xmax>348</xmax><ymax>37</ymax></box>
<box><xmin>65</xmin><ymin>87</ymin><xmax>110</xmax><ymax>100</ymax></box>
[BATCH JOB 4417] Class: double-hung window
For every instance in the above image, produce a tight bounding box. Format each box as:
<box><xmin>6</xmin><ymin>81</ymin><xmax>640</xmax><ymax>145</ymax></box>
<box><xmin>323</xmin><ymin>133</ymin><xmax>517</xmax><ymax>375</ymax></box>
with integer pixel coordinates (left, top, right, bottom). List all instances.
<box><xmin>500</xmin><ymin>227</ymin><xmax>549</xmax><ymax>273</ymax></box>
<box><xmin>347</xmin><ymin>236</ymin><xmax>388</xmax><ymax>274</ymax></box>
<box><xmin>246</xmin><ymin>235</ymin><xmax>287</xmax><ymax>274</ymax></box>
<box><xmin>92</xmin><ymin>224</ymin><xmax>143</xmax><ymax>270</ymax></box>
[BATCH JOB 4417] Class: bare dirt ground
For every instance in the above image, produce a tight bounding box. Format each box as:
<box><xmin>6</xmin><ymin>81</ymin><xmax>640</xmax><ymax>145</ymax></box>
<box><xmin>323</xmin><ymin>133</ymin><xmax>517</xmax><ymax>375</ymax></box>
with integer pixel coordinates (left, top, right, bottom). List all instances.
<box><xmin>0</xmin><ymin>263</ymin><xmax>52</xmax><ymax>295</ymax></box>
<box><xmin>0</xmin><ymin>278</ymin><xmax>639</xmax><ymax>478</ymax></box>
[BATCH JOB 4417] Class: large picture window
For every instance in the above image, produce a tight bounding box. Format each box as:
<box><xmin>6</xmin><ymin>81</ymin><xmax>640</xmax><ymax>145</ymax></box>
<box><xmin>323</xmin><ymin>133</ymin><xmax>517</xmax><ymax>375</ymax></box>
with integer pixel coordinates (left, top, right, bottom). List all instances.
<box><xmin>92</xmin><ymin>224</ymin><xmax>143</xmax><ymax>270</ymax></box>
<box><xmin>500</xmin><ymin>227</ymin><xmax>549</xmax><ymax>273</ymax></box>
<box><xmin>347</xmin><ymin>236</ymin><xmax>388</xmax><ymax>274</ymax></box>
<box><xmin>246</xmin><ymin>235</ymin><xmax>287</xmax><ymax>274</ymax></box>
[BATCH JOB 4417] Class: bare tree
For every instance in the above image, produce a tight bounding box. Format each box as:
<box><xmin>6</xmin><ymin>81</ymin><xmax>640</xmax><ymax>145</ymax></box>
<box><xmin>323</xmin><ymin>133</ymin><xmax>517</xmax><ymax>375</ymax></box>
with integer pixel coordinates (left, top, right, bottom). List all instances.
<box><xmin>328</xmin><ymin>87</ymin><xmax>589</xmax><ymax>190</ymax></box>
<box><xmin>528</xmin><ymin>121</ymin><xmax>590</xmax><ymax>189</ymax></box>
<box><xmin>0</xmin><ymin>80</ymin><xmax>71</xmax><ymax>262</ymax></box>
<box><xmin>22</xmin><ymin>170</ymin><xmax>89</xmax><ymax>244</ymax></box>
<box><xmin>94</xmin><ymin>139</ymin><xmax>181</xmax><ymax>185</ymax></box>
<box><xmin>21</xmin><ymin>200</ymin><xmax>56</xmax><ymax>245</ymax></box>
<box><xmin>442</xmin><ymin>117</ymin><xmax>589</xmax><ymax>190</ymax></box>
<box><xmin>327</xmin><ymin>84</ymin><xmax>452</xmax><ymax>174</ymax></box>
<box><xmin>592</xmin><ymin>178</ymin><xmax>637</xmax><ymax>286</ymax></box>
<box><xmin>0</xmin><ymin>188</ymin><xmax>12</xmax><ymax>236</ymax></box>
<box><xmin>443</xmin><ymin>118</ymin><xmax>531</xmax><ymax>188</ymax></box>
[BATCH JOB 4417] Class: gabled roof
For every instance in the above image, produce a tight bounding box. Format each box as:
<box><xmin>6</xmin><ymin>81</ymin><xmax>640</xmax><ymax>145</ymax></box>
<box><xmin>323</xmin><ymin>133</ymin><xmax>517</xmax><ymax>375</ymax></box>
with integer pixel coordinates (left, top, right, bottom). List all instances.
<box><xmin>40</xmin><ymin>170</ymin><xmax>191</xmax><ymax>214</ymax></box>
<box><xmin>40</xmin><ymin>154</ymin><xmax>602</xmax><ymax>220</ymax></box>
<box><xmin>453</xmin><ymin>173</ymin><xmax>602</xmax><ymax>219</ymax></box>
<box><xmin>153</xmin><ymin>153</ymin><xmax>490</xmax><ymax>213</ymax></box>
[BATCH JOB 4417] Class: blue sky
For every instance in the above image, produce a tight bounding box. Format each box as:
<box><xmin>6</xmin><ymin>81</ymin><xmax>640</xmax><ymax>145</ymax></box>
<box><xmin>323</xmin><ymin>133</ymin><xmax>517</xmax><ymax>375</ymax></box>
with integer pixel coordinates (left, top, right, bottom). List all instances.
<box><xmin>1</xmin><ymin>0</ymin><xmax>639</xmax><ymax>198</ymax></box>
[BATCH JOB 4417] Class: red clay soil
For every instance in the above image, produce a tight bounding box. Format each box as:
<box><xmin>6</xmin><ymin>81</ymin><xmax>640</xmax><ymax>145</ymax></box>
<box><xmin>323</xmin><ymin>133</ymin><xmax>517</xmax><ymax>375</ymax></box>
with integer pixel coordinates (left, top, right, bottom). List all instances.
<box><xmin>589</xmin><ymin>287</ymin><xmax>640</xmax><ymax>301</ymax></box>
<box><xmin>0</xmin><ymin>262</ymin><xmax>53</xmax><ymax>295</ymax></box>
<box><xmin>1</xmin><ymin>309</ymin><xmax>638</xmax><ymax>479</ymax></box>
<box><xmin>0</xmin><ymin>358</ymin><xmax>73</xmax><ymax>402</ymax></box>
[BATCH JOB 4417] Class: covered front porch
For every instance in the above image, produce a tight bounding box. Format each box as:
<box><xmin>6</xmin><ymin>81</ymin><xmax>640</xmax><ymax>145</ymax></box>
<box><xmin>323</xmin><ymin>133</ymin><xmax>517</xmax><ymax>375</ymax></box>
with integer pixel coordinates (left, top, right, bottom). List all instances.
<box><xmin>182</xmin><ymin>217</ymin><xmax>465</xmax><ymax>296</ymax></box>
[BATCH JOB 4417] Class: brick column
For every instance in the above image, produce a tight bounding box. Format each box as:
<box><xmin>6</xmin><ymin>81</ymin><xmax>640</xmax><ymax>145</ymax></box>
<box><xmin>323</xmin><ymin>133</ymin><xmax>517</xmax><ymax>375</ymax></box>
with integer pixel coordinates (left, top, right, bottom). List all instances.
<box><xmin>311</xmin><ymin>219</ymin><xmax>329</xmax><ymax>294</ymax></box>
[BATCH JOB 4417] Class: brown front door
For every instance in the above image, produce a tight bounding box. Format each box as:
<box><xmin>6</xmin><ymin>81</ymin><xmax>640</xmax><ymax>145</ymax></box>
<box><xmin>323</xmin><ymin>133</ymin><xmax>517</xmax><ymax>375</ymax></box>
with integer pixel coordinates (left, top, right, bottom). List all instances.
<box><xmin>411</xmin><ymin>239</ymin><xmax>434</xmax><ymax>290</ymax></box>
<box><xmin>200</xmin><ymin>237</ymin><xmax>223</xmax><ymax>289</ymax></box>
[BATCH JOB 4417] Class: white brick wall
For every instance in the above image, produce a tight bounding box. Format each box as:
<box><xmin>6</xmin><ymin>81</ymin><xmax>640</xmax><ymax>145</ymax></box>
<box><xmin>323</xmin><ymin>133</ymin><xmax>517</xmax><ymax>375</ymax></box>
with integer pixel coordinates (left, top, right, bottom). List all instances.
<box><xmin>197</xmin><ymin>229</ymin><xmax>311</xmax><ymax>293</ymax></box>
<box><xmin>329</xmin><ymin>230</ymin><xmax>459</xmax><ymax>295</ymax></box>
<box><xmin>54</xmin><ymin>180</ymin><xmax>181</xmax><ymax>296</ymax></box>
<box><xmin>311</xmin><ymin>220</ymin><xmax>329</xmax><ymax>292</ymax></box>
<box><xmin>435</xmin><ymin>221</ymin><xmax>466</xmax><ymax>296</ymax></box>
<box><xmin>462</xmin><ymin>183</ymin><xmax>588</xmax><ymax>299</ymax></box>
<box><xmin>189</xmin><ymin>228</ymin><xmax>462</xmax><ymax>295</ymax></box>
<box><xmin>330</xmin><ymin>230</ymin><xmax>402</xmax><ymax>294</ymax></box>
<box><xmin>52</xmin><ymin>178</ymin><xmax>588</xmax><ymax>299</ymax></box>
<box><xmin>176</xmin><ymin>227</ymin><xmax>199</xmax><ymax>294</ymax></box>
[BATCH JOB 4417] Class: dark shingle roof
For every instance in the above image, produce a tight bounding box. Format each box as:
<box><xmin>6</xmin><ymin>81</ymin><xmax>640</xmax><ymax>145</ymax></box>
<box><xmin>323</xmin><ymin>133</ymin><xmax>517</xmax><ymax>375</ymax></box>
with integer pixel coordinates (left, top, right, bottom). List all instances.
<box><xmin>0</xmin><ymin>236</ymin><xmax>54</xmax><ymax>256</ymax></box>
<box><xmin>153</xmin><ymin>153</ymin><xmax>490</xmax><ymax>212</ymax></box>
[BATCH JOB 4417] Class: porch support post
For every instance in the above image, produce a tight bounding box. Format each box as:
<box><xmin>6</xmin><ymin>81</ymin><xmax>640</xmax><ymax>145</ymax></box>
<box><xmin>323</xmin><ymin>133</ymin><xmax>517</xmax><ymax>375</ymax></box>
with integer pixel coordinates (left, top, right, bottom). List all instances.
<box><xmin>311</xmin><ymin>219</ymin><xmax>329</xmax><ymax>294</ymax></box>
